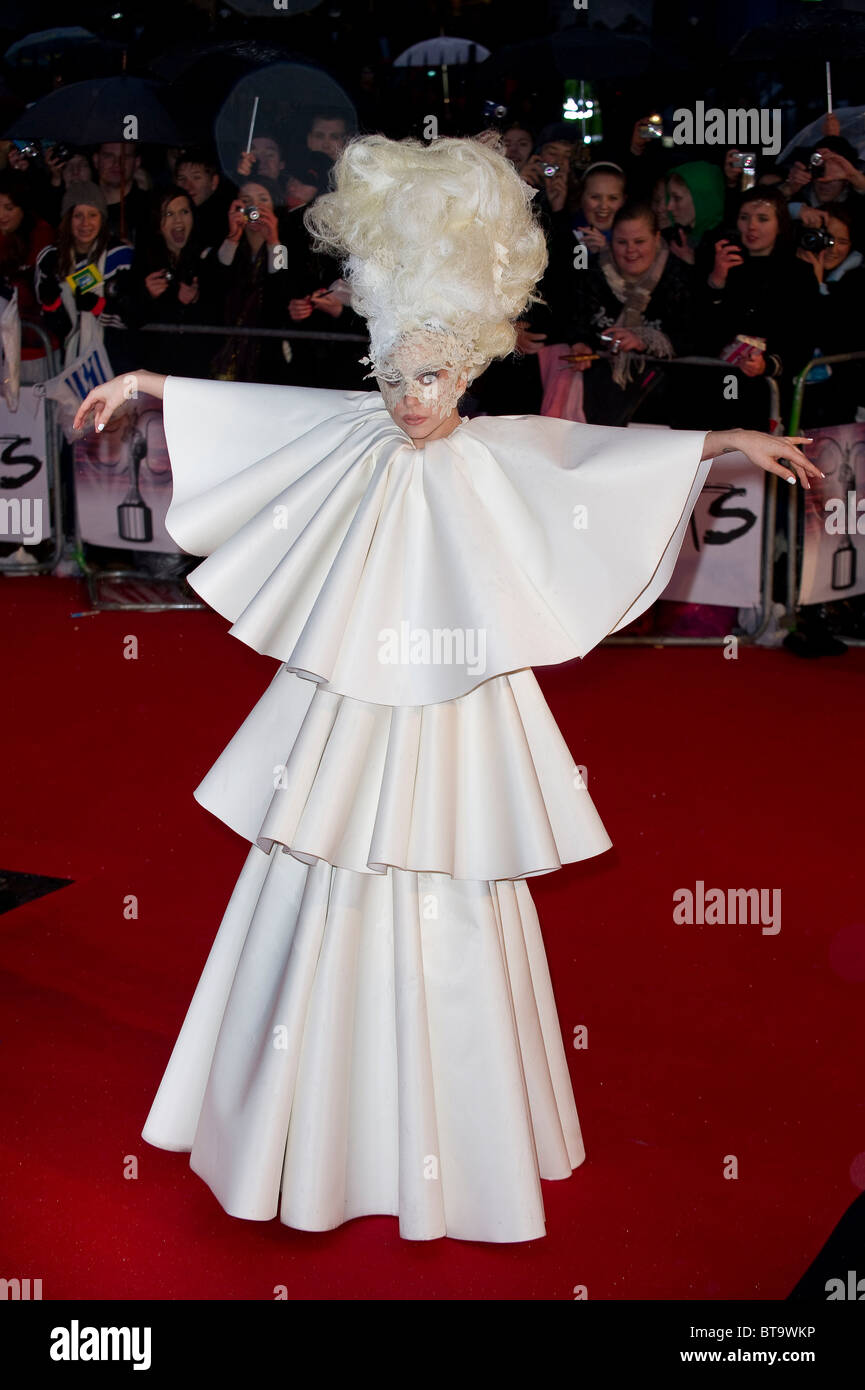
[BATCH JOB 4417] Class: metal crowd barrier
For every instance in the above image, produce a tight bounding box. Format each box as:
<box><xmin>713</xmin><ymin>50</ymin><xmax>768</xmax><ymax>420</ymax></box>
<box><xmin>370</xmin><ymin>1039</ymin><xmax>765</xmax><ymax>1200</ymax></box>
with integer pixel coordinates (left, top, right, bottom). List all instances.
<box><xmin>41</xmin><ymin>325</ymin><xmax>793</xmax><ymax>635</ymax></box>
<box><xmin>784</xmin><ymin>351</ymin><xmax>865</xmax><ymax>647</ymax></box>
<box><xmin>601</xmin><ymin>355</ymin><xmax>783</xmax><ymax>647</ymax></box>
<box><xmin>0</xmin><ymin>322</ymin><xmax>64</xmax><ymax>576</ymax></box>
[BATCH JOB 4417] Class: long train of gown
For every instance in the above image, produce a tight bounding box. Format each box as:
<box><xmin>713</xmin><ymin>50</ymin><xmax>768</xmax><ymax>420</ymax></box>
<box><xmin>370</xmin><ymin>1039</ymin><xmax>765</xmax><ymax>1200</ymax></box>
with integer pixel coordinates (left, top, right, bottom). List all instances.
<box><xmin>141</xmin><ymin>377</ymin><xmax>712</xmax><ymax>1242</ymax></box>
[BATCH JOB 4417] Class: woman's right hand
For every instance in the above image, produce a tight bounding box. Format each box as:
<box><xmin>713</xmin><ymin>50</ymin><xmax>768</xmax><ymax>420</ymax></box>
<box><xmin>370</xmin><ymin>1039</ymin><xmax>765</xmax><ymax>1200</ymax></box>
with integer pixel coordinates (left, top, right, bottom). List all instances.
<box><xmin>710</xmin><ymin>238</ymin><xmax>743</xmax><ymax>287</ymax></box>
<box><xmin>578</xmin><ymin>225</ymin><xmax>607</xmax><ymax>254</ymax></box>
<box><xmin>567</xmin><ymin>342</ymin><xmax>594</xmax><ymax>372</ymax></box>
<box><xmin>785</xmin><ymin>161</ymin><xmax>812</xmax><ymax>194</ymax></box>
<box><xmin>145</xmin><ymin>269</ymin><xmax>170</xmax><ymax>298</ymax></box>
<box><xmin>288</xmin><ymin>297</ymin><xmax>313</xmax><ymax>320</ymax></box>
<box><xmin>227</xmin><ymin>199</ymin><xmax>246</xmax><ymax>243</ymax></box>
<box><xmin>740</xmin><ymin>350</ymin><xmax>766</xmax><ymax>378</ymax></box>
<box><xmin>236</xmin><ymin>149</ymin><xmax>255</xmax><ymax>177</ymax></box>
<box><xmin>519</xmin><ymin>154</ymin><xmax>545</xmax><ymax>190</ymax></box>
<box><xmin>72</xmin><ymin>375</ymin><xmax>134</xmax><ymax>433</ymax></box>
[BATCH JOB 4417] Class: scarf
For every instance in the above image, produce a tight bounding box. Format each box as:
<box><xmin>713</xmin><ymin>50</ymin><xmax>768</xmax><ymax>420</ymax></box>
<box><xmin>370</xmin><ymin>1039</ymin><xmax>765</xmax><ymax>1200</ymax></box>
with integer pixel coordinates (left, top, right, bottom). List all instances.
<box><xmin>598</xmin><ymin>240</ymin><xmax>675</xmax><ymax>387</ymax></box>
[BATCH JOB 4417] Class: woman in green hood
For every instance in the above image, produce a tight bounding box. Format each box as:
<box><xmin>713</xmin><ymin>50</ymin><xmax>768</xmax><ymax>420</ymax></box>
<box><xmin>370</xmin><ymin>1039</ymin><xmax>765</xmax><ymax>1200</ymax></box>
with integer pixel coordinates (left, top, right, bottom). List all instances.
<box><xmin>665</xmin><ymin>161</ymin><xmax>726</xmax><ymax>264</ymax></box>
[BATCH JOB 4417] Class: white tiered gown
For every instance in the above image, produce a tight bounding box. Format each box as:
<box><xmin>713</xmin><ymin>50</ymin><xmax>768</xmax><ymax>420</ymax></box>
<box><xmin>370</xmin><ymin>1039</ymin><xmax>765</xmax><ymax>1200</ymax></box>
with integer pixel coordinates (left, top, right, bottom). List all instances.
<box><xmin>141</xmin><ymin>378</ymin><xmax>712</xmax><ymax>1242</ymax></box>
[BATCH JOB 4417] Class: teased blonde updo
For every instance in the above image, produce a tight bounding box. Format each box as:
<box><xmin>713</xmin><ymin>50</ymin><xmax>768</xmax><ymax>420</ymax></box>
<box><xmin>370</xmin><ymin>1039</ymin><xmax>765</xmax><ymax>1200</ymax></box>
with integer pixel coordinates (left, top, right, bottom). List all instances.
<box><xmin>303</xmin><ymin>133</ymin><xmax>548</xmax><ymax>380</ymax></box>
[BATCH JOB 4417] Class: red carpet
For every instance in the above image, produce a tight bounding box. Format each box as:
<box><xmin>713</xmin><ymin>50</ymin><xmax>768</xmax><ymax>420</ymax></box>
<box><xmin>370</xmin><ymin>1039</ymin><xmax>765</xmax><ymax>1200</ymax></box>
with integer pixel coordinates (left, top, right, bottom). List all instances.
<box><xmin>2</xmin><ymin>575</ymin><xmax>863</xmax><ymax>1299</ymax></box>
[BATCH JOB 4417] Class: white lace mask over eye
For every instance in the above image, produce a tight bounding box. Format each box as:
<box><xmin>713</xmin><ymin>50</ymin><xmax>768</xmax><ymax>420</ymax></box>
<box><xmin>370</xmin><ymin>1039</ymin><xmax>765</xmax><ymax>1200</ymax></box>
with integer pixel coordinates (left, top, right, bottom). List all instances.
<box><xmin>361</xmin><ymin>325</ymin><xmax>475</xmax><ymax>420</ymax></box>
<box><xmin>376</xmin><ymin>364</ymin><xmax>464</xmax><ymax>418</ymax></box>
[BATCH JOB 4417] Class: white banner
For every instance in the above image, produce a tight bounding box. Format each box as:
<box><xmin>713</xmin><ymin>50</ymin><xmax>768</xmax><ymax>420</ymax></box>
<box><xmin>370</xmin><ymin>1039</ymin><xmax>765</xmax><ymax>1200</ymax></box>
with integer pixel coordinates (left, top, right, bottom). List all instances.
<box><xmin>798</xmin><ymin>423</ymin><xmax>865</xmax><ymax>605</ymax></box>
<box><xmin>628</xmin><ymin>427</ymin><xmax>765</xmax><ymax>607</ymax></box>
<box><xmin>36</xmin><ymin>329</ymin><xmax>114</xmax><ymax>443</ymax></box>
<box><xmin>73</xmin><ymin>392</ymin><xmax>181</xmax><ymax>552</ymax></box>
<box><xmin>0</xmin><ymin>386</ymin><xmax>50</xmax><ymax>544</ymax></box>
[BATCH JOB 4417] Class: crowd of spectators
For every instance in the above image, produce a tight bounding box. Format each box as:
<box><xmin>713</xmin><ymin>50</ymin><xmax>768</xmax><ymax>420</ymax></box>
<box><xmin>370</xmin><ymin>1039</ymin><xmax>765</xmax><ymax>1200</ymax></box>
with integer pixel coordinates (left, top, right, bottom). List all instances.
<box><xmin>1</xmin><ymin>93</ymin><xmax>862</xmax><ymax>651</ymax></box>
<box><xmin>0</xmin><ymin>105</ymin><xmax>367</xmax><ymax>394</ymax></box>
<box><xmin>484</xmin><ymin>111</ymin><xmax>865</xmax><ymax>431</ymax></box>
<box><xmin>0</xmin><ymin>103</ymin><xmax>862</xmax><ymax>432</ymax></box>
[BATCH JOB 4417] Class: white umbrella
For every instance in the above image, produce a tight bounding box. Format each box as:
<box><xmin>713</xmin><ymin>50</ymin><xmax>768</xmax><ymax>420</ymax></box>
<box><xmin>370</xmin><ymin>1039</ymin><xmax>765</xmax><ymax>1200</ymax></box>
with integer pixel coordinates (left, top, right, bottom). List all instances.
<box><xmin>778</xmin><ymin>106</ymin><xmax>865</xmax><ymax>164</ymax></box>
<box><xmin>393</xmin><ymin>36</ymin><xmax>490</xmax><ymax>67</ymax></box>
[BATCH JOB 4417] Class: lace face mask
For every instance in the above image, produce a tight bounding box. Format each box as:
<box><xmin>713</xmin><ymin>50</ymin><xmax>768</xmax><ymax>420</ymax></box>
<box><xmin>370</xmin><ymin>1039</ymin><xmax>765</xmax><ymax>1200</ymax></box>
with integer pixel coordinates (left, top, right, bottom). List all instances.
<box><xmin>361</xmin><ymin>327</ymin><xmax>475</xmax><ymax>420</ymax></box>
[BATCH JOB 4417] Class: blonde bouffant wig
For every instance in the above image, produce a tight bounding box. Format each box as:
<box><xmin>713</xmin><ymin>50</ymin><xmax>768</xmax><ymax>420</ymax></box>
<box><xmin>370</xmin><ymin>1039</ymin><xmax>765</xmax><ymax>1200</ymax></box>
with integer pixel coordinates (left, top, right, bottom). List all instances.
<box><xmin>303</xmin><ymin>132</ymin><xmax>548</xmax><ymax>385</ymax></box>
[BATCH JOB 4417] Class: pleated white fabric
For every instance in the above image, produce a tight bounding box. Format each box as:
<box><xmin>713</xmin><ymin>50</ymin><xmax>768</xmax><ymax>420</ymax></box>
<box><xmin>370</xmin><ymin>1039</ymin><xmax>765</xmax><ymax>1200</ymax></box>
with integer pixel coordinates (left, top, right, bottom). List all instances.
<box><xmin>192</xmin><ymin>663</ymin><xmax>612</xmax><ymax>881</ymax></box>
<box><xmin>161</xmin><ymin>377</ymin><xmax>711</xmax><ymax>706</ymax></box>
<box><xmin>142</xmin><ymin>377</ymin><xmax>713</xmax><ymax>1241</ymax></box>
<box><xmin>142</xmin><ymin>848</ymin><xmax>584</xmax><ymax>1241</ymax></box>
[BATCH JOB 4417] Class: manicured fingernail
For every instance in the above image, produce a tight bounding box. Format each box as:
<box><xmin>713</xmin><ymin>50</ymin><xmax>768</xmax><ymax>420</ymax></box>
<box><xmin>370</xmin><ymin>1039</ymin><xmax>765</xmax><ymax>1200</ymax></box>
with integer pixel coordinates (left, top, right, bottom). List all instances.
<box><xmin>786</xmin><ymin>475</ymin><xmax>796</xmax><ymax>484</ymax></box>
<box><xmin>96</xmin><ymin>422</ymin><xmax>104</xmax><ymax>431</ymax></box>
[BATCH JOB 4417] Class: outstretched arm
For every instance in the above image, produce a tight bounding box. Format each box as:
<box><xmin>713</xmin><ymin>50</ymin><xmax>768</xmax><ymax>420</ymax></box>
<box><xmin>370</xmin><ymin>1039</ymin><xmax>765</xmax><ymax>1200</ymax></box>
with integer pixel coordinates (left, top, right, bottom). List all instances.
<box><xmin>701</xmin><ymin>428</ymin><xmax>822</xmax><ymax>490</ymax></box>
<box><xmin>73</xmin><ymin>369</ymin><xmax>166</xmax><ymax>433</ymax></box>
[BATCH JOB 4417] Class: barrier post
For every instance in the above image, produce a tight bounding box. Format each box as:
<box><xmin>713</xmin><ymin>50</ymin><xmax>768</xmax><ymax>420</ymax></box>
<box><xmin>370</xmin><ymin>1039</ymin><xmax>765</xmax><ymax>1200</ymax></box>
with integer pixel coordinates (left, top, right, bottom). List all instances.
<box><xmin>784</xmin><ymin>351</ymin><xmax>865</xmax><ymax>643</ymax></box>
<box><xmin>0</xmin><ymin>321</ymin><xmax>64</xmax><ymax>576</ymax></box>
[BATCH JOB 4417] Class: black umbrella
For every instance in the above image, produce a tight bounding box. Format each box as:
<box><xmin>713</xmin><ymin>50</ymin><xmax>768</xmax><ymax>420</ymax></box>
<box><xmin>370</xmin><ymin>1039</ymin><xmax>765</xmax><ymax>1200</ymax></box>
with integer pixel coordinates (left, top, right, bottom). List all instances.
<box><xmin>214</xmin><ymin>62</ymin><xmax>355</xmax><ymax>178</ymax></box>
<box><xmin>4</xmin><ymin>27</ymin><xmax>123</xmax><ymax>69</ymax></box>
<box><xmin>3</xmin><ymin>75</ymin><xmax>188</xmax><ymax>145</ymax></box>
<box><xmin>148</xmin><ymin>39</ymin><xmax>294</xmax><ymax>85</ymax></box>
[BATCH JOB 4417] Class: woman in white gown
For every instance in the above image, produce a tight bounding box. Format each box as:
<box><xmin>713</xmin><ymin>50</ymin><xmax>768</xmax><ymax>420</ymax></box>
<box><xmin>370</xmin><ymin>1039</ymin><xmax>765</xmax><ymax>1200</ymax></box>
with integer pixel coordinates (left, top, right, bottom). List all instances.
<box><xmin>74</xmin><ymin>134</ymin><xmax>818</xmax><ymax>1244</ymax></box>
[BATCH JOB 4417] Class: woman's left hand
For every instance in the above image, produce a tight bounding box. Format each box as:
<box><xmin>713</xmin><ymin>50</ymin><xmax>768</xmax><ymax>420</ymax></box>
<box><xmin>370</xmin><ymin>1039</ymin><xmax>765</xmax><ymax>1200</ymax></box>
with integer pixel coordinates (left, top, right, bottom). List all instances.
<box><xmin>815</xmin><ymin>147</ymin><xmax>861</xmax><ymax>186</ymax></box>
<box><xmin>708</xmin><ymin>429</ymin><xmax>821</xmax><ymax>489</ymax></box>
<box><xmin>177</xmin><ymin>277</ymin><xmax>199</xmax><ymax>305</ymax></box>
<box><xmin>797</xmin><ymin>247</ymin><xmax>824</xmax><ymax>284</ymax></box>
<box><xmin>256</xmin><ymin>206</ymin><xmax>281</xmax><ymax>246</ymax></box>
<box><xmin>614</xmin><ymin>329</ymin><xmax>647</xmax><ymax>353</ymax></box>
<box><xmin>546</xmin><ymin>168</ymin><xmax>568</xmax><ymax>213</ymax></box>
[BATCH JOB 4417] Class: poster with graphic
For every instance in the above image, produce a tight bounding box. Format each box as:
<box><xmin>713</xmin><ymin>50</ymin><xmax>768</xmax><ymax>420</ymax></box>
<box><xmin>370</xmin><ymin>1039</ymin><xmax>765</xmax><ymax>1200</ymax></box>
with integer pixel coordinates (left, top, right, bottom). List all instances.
<box><xmin>0</xmin><ymin>387</ymin><xmax>50</xmax><ymax>545</ymax></box>
<box><xmin>798</xmin><ymin>423</ymin><xmax>865</xmax><ymax>606</ymax></box>
<box><xmin>628</xmin><ymin>427</ymin><xmax>765</xmax><ymax>607</ymax></box>
<box><xmin>72</xmin><ymin>393</ymin><xmax>182</xmax><ymax>553</ymax></box>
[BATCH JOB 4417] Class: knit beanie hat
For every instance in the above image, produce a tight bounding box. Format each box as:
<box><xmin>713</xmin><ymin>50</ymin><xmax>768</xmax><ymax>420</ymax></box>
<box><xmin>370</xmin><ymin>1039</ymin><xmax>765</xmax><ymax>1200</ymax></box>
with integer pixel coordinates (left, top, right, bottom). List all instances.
<box><xmin>61</xmin><ymin>181</ymin><xmax>108</xmax><ymax>222</ymax></box>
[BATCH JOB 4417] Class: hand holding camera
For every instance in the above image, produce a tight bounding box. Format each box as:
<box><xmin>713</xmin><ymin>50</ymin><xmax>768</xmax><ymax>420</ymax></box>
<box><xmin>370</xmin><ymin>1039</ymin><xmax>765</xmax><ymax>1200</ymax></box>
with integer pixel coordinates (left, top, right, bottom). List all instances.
<box><xmin>145</xmin><ymin>269</ymin><xmax>172</xmax><ymax>299</ymax></box>
<box><xmin>575</xmin><ymin>225</ymin><xmax>607</xmax><ymax>255</ymax></box>
<box><xmin>227</xmin><ymin>199</ymin><xmax>248</xmax><ymax>243</ymax></box>
<box><xmin>709</xmin><ymin>235</ymin><xmax>744</xmax><ymax>289</ymax></box>
<box><xmin>784</xmin><ymin>161</ymin><xmax>812</xmax><ymax>194</ymax></box>
<box><xmin>630</xmin><ymin>115</ymin><xmax>662</xmax><ymax>156</ymax></box>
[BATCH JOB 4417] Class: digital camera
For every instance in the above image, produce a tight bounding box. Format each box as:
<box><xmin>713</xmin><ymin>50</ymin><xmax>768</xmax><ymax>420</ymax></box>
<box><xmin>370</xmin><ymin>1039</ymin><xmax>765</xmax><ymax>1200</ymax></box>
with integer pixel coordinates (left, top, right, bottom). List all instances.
<box><xmin>797</xmin><ymin>224</ymin><xmax>835</xmax><ymax>253</ymax></box>
<box><xmin>599</xmin><ymin>329</ymin><xmax>623</xmax><ymax>354</ymax></box>
<box><xmin>809</xmin><ymin>151</ymin><xmax>825</xmax><ymax>171</ymax></box>
<box><xmin>241</xmin><ymin>205</ymin><xmax>261</xmax><ymax>221</ymax></box>
<box><xmin>638</xmin><ymin>115</ymin><xmax>663</xmax><ymax>140</ymax></box>
<box><xmin>542</xmin><ymin>164</ymin><xmax>560</xmax><ymax>178</ymax></box>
